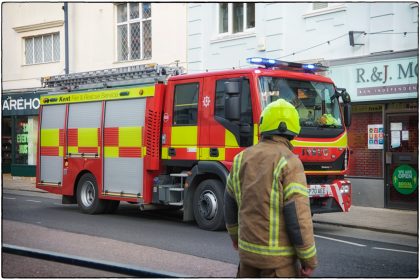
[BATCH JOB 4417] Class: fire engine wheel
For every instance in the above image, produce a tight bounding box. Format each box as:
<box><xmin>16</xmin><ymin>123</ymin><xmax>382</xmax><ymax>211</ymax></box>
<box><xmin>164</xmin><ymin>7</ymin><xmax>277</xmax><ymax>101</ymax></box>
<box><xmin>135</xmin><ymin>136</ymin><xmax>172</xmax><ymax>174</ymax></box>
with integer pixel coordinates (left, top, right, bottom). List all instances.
<box><xmin>77</xmin><ymin>173</ymin><xmax>107</xmax><ymax>214</ymax></box>
<box><xmin>193</xmin><ymin>179</ymin><xmax>225</xmax><ymax>231</ymax></box>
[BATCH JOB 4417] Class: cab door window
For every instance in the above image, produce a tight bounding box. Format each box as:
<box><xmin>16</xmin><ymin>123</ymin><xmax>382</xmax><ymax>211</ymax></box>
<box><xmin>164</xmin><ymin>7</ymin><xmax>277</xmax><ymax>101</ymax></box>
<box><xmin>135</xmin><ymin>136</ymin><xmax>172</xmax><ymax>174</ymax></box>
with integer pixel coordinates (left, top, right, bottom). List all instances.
<box><xmin>215</xmin><ymin>77</ymin><xmax>253</xmax><ymax>147</ymax></box>
<box><xmin>173</xmin><ymin>83</ymin><xmax>199</xmax><ymax>126</ymax></box>
<box><xmin>215</xmin><ymin>78</ymin><xmax>252</xmax><ymax>124</ymax></box>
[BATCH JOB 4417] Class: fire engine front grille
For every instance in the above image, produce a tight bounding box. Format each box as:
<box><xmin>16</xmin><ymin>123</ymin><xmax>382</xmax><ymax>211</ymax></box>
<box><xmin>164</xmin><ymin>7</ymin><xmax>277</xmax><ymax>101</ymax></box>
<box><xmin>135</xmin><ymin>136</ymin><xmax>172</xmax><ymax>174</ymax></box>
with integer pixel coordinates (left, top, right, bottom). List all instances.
<box><xmin>303</xmin><ymin>152</ymin><xmax>346</xmax><ymax>171</ymax></box>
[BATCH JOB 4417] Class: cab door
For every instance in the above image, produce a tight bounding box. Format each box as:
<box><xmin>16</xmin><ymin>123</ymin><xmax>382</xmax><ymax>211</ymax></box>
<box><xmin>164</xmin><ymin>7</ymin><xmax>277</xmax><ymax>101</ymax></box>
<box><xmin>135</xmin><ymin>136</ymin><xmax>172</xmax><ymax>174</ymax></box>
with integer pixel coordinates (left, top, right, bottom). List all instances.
<box><xmin>162</xmin><ymin>78</ymin><xmax>202</xmax><ymax>161</ymax></box>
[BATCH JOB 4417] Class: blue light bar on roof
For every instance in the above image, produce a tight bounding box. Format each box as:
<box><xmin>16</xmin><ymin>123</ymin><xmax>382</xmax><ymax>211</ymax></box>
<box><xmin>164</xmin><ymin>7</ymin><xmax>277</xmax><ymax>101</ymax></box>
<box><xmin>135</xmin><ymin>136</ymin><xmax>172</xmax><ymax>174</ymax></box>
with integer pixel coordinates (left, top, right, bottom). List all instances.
<box><xmin>246</xmin><ymin>57</ymin><xmax>328</xmax><ymax>72</ymax></box>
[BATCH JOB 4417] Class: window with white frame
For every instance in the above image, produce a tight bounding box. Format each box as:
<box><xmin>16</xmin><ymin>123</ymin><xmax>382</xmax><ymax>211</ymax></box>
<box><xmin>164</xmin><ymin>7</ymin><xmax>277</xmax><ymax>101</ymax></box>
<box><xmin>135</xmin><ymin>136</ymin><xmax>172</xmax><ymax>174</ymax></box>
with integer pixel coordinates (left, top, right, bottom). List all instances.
<box><xmin>24</xmin><ymin>33</ymin><xmax>60</xmax><ymax>65</ymax></box>
<box><xmin>116</xmin><ymin>2</ymin><xmax>152</xmax><ymax>61</ymax></box>
<box><xmin>313</xmin><ymin>3</ymin><xmax>329</xmax><ymax>10</ymax></box>
<box><xmin>218</xmin><ymin>3</ymin><xmax>255</xmax><ymax>35</ymax></box>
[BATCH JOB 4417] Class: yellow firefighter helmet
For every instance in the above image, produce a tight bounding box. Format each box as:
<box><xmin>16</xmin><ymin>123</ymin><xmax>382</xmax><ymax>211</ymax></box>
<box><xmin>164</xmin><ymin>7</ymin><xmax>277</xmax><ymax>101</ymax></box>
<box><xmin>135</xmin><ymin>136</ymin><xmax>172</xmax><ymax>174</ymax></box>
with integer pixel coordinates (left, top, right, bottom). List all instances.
<box><xmin>259</xmin><ymin>99</ymin><xmax>301</xmax><ymax>138</ymax></box>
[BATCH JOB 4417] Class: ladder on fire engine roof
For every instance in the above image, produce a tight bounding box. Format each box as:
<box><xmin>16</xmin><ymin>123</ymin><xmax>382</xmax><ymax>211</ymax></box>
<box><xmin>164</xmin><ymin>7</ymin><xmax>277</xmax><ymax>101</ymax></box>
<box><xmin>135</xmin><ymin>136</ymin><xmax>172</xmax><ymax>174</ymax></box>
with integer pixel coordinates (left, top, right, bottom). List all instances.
<box><xmin>41</xmin><ymin>63</ymin><xmax>184</xmax><ymax>91</ymax></box>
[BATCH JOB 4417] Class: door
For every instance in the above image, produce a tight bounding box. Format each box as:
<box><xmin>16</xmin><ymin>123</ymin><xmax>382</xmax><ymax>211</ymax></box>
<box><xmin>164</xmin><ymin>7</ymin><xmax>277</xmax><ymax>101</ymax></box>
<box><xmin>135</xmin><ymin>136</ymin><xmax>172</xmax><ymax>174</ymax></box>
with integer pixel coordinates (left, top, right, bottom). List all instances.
<box><xmin>39</xmin><ymin>105</ymin><xmax>66</xmax><ymax>184</ymax></box>
<box><xmin>103</xmin><ymin>98</ymin><xmax>146</xmax><ymax>196</ymax></box>
<box><xmin>162</xmin><ymin>79</ymin><xmax>202</xmax><ymax>161</ymax></box>
<box><xmin>385</xmin><ymin>113</ymin><xmax>418</xmax><ymax>210</ymax></box>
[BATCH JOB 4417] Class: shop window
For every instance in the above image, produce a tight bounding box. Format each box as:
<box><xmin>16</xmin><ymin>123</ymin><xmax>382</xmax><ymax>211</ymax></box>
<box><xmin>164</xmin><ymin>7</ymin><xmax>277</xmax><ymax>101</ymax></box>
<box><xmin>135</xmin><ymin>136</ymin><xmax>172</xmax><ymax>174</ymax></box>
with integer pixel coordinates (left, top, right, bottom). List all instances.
<box><xmin>15</xmin><ymin>117</ymin><xmax>29</xmax><ymax>164</ymax></box>
<box><xmin>2</xmin><ymin>117</ymin><xmax>12</xmax><ymax>173</ymax></box>
<box><xmin>347</xmin><ymin>111</ymin><xmax>383</xmax><ymax>177</ymax></box>
<box><xmin>173</xmin><ymin>83</ymin><xmax>199</xmax><ymax>125</ymax></box>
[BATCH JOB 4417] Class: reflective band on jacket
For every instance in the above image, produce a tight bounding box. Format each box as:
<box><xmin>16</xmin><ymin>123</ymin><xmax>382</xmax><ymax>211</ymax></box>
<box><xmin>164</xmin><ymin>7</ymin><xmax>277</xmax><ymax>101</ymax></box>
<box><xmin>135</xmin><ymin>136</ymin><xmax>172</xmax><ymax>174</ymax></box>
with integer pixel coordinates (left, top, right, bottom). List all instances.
<box><xmin>269</xmin><ymin>157</ymin><xmax>288</xmax><ymax>247</ymax></box>
<box><xmin>283</xmin><ymin>182</ymin><xmax>309</xmax><ymax>201</ymax></box>
<box><xmin>232</xmin><ymin>152</ymin><xmax>244</xmax><ymax>207</ymax></box>
<box><xmin>227</xmin><ymin>225</ymin><xmax>238</xmax><ymax>236</ymax></box>
<box><xmin>296</xmin><ymin>244</ymin><xmax>317</xmax><ymax>259</ymax></box>
<box><xmin>239</xmin><ymin>239</ymin><xmax>295</xmax><ymax>256</ymax></box>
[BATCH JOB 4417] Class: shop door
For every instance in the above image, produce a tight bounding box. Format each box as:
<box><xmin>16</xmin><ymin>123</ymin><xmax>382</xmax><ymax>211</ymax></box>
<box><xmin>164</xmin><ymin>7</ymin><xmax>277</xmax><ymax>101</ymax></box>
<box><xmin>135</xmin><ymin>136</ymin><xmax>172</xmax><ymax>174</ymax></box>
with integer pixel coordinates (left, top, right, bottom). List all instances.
<box><xmin>385</xmin><ymin>113</ymin><xmax>418</xmax><ymax>210</ymax></box>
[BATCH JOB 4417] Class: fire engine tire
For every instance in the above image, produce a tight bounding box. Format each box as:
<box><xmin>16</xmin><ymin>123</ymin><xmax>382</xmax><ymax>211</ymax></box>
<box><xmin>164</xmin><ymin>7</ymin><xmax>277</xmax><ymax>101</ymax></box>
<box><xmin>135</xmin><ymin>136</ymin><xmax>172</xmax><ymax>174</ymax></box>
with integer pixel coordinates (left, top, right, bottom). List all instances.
<box><xmin>193</xmin><ymin>179</ymin><xmax>225</xmax><ymax>231</ymax></box>
<box><xmin>105</xmin><ymin>200</ymin><xmax>120</xmax><ymax>214</ymax></box>
<box><xmin>76</xmin><ymin>173</ymin><xmax>107</xmax><ymax>214</ymax></box>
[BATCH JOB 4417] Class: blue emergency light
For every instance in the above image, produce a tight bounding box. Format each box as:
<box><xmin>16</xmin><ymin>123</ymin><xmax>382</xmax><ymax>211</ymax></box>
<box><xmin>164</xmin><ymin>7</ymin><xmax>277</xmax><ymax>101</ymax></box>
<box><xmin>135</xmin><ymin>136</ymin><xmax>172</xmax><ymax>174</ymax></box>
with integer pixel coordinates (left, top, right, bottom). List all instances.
<box><xmin>246</xmin><ymin>57</ymin><xmax>328</xmax><ymax>73</ymax></box>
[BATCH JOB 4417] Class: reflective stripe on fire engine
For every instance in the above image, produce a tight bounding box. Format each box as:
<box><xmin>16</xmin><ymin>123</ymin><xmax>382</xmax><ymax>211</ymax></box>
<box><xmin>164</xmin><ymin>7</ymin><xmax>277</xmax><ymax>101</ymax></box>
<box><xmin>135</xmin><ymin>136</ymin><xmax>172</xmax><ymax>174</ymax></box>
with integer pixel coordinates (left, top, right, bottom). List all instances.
<box><xmin>104</xmin><ymin>126</ymin><xmax>144</xmax><ymax>158</ymax></box>
<box><xmin>171</xmin><ymin>126</ymin><xmax>197</xmax><ymax>146</ymax></box>
<box><xmin>253</xmin><ymin>124</ymin><xmax>259</xmax><ymax>145</ymax></box>
<box><xmin>225</xmin><ymin>129</ymin><xmax>239</xmax><ymax>147</ymax></box>
<box><xmin>40</xmin><ymin>128</ymin><xmax>64</xmax><ymax>157</ymax></box>
<box><xmin>68</xmin><ymin>128</ymin><xmax>100</xmax><ymax>155</ymax></box>
<box><xmin>40</xmin><ymin>85</ymin><xmax>155</xmax><ymax>105</ymax></box>
<box><xmin>291</xmin><ymin>133</ymin><xmax>347</xmax><ymax>148</ymax></box>
<box><xmin>269</xmin><ymin>157</ymin><xmax>288</xmax><ymax>247</ymax></box>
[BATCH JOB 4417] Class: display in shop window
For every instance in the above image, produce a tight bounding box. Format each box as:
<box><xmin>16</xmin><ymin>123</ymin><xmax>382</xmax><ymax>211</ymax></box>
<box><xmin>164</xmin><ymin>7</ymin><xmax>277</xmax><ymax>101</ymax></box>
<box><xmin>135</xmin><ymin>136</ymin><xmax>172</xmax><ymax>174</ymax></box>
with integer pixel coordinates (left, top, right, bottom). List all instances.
<box><xmin>367</xmin><ymin>124</ymin><xmax>383</xmax><ymax>149</ymax></box>
<box><xmin>15</xmin><ymin>117</ymin><xmax>29</xmax><ymax>164</ymax></box>
<box><xmin>392</xmin><ymin>165</ymin><xmax>418</xmax><ymax>195</ymax></box>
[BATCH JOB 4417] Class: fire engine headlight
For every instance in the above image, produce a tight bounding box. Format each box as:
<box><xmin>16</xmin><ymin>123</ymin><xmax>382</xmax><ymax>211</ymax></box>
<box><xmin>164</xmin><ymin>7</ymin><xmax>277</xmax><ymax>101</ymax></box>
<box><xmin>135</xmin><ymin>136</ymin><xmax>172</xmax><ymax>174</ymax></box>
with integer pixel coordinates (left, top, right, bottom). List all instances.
<box><xmin>340</xmin><ymin>185</ymin><xmax>350</xmax><ymax>194</ymax></box>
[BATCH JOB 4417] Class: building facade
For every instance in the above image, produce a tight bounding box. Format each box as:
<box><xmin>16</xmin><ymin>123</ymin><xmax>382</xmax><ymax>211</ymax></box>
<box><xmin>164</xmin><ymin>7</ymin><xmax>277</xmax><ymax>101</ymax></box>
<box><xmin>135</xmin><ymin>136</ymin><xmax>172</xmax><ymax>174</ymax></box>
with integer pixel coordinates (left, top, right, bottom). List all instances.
<box><xmin>2</xmin><ymin>2</ymin><xmax>187</xmax><ymax>176</ymax></box>
<box><xmin>187</xmin><ymin>2</ymin><xmax>419</xmax><ymax>209</ymax></box>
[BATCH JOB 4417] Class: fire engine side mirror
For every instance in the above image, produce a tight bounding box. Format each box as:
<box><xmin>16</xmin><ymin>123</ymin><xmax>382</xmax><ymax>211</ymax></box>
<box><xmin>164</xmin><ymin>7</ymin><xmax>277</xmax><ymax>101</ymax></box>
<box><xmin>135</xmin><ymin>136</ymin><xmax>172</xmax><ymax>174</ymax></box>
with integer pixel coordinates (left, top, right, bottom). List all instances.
<box><xmin>337</xmin><ymin>89</ymin><xmax>351</xmax><ymax>127</ymax></box>
<box><xmin>344</xmin><ymin>103</ymin><xmax>351</xmax><ymax>127</ymax></box>
<box><xmin>224</xmin><ymin>80</ymin><xmax>242</xmax><ymax>121</ymax></box>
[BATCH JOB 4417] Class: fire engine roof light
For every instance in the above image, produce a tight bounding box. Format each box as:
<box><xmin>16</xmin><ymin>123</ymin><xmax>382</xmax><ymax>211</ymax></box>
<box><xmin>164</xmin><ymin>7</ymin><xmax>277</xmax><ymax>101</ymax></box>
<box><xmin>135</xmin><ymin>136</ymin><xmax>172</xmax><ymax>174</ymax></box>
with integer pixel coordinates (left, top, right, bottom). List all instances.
<box><xmin>246</xmin><ymin>57</ymin><xmax>328</xmax><ymax>73</ymax></box>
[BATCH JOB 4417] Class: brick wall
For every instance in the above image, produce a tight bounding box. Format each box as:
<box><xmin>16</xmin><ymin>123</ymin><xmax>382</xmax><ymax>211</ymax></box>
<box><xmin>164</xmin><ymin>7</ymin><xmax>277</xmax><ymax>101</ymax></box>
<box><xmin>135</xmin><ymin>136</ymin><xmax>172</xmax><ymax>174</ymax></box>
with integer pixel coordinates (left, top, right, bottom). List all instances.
<box><xmin>347</xmin><ymin>112</ymin><xmax>383</xmax><ymax>177</ymax></box>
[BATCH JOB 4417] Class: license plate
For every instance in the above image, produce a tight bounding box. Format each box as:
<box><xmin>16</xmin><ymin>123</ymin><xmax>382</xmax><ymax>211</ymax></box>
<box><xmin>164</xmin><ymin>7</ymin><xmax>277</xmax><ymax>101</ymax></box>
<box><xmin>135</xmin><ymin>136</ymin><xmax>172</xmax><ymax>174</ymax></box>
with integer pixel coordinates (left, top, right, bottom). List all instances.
<box><xmin>308</xmin><ymin>186</ymin><xmax>327</xmax><ymax>197</ymax></box>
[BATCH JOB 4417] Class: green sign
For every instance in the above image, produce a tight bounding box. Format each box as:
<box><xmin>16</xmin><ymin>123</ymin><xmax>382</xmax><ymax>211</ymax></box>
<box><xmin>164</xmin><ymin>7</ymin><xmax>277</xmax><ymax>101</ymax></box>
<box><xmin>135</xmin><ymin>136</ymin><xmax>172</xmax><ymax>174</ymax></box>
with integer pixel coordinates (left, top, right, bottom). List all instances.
<box><xmin>392</xmin><ymin>165</ymin><xmax>418</xmax><ymax>195</ymax></box>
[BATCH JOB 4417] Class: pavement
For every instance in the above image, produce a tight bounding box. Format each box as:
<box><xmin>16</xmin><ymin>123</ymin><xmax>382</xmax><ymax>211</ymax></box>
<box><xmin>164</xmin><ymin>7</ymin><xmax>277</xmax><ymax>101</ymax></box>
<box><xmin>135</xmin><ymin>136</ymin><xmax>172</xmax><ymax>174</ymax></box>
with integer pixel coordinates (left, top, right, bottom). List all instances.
<box><xmin>2</xmin><ymin>174</ymin><xmax>418</xmax><ymax>237</ymax></box>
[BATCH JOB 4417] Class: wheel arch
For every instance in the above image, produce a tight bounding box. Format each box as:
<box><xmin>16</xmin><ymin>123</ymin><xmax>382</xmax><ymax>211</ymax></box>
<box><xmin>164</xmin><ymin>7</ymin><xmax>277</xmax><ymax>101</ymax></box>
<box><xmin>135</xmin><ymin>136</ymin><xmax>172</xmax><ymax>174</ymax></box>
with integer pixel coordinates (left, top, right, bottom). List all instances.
<box><xmin>183</xmin><ymin>161</ymin><xmax>229</xmax><ymax>222</ymax></box>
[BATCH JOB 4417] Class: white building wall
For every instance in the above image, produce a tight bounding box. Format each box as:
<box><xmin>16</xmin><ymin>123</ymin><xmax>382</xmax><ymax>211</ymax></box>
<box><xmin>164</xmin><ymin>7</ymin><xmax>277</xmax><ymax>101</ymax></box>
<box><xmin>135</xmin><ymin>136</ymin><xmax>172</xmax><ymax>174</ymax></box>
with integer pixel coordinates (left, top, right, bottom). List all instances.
<box><xmin>2</xmin><ymin>3</ymin><xmax>187</xmax><ymax>90</ymax></box>
<box><xmin>2</xmin><ymin>3</ymin><xmax>64</xmax><ymax>90</ymax></box>
<box><xmin>187</xmin><ymin>2</ymin><xmax>418</xmax><ymax>73</ymax></box>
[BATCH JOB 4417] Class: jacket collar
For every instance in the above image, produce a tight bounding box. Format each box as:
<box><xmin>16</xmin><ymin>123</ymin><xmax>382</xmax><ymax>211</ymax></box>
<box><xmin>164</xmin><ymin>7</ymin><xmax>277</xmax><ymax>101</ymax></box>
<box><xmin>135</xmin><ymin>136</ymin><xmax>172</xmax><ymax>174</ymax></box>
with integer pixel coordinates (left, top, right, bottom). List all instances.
<box><xmin>261</xmin><ymin>135</ymin><xmax>294</xmax><ymax>151</ymax></box>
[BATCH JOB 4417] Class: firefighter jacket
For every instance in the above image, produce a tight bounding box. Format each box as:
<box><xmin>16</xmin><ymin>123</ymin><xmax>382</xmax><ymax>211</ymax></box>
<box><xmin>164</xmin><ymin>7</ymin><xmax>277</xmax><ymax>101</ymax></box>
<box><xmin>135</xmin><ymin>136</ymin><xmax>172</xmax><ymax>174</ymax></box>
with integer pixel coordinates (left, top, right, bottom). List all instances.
<box><xmin>224</xmin><ymin>135</ymin><xmax>318</xmax><ymax>270</ymax></box>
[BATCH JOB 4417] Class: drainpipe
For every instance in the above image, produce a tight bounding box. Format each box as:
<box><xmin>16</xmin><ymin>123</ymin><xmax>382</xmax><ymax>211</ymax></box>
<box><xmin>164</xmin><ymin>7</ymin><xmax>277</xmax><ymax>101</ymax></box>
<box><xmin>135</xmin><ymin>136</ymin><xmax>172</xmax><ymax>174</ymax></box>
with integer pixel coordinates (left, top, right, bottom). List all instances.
<box><xmin>63</xmin><ymin>2</ymin><xmax>69</xmax><ymax>74</ymax></box>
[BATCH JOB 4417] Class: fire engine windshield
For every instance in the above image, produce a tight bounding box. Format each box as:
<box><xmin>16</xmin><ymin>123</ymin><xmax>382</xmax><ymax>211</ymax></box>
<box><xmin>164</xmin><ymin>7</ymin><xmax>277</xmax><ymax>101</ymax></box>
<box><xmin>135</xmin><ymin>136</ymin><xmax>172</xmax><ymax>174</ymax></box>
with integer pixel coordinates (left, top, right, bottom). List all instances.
<box><xmin>258</xmin><ymin>77</ymin><xmax>343</xmax><ymax>129</ymax></box>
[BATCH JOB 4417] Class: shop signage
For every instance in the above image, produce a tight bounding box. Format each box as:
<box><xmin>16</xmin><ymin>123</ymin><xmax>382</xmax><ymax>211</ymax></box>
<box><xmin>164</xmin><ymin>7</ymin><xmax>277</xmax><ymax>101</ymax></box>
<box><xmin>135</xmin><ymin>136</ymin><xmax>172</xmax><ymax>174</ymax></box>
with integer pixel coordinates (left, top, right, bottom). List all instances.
<box><xmin>329</xmin><ymin>56</ymin><xmax>418</xmax><ymax>102</ymax></box>
<box><xmin>352</xmin><ymin>104</ymin><xmax>383</xmax><ymax>113</ymax></box>
<box><xmin>2</xmin><ymin>92</ymin><xmax>41</xmax><ymax>116</ymax></box>
<box><xmin>392</xmin><ymin>165</ymin><xmax>418</xmax><ymax>195</ymax></box>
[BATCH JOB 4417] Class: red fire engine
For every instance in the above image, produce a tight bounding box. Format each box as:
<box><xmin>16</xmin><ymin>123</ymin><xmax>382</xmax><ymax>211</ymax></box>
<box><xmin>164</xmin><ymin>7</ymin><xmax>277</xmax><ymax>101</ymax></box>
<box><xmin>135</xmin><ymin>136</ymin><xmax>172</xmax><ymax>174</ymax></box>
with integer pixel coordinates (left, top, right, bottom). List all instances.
<box><xmin>37</xmin><ymin>58</ymin><xmax>352</xmax><ymax>231</ymax></box>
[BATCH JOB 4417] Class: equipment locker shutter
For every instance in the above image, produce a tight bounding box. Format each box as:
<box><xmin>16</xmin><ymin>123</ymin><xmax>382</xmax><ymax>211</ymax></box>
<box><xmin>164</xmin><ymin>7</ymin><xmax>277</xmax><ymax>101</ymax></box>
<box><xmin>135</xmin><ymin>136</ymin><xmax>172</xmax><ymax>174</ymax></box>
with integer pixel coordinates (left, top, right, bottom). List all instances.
<box><xmin>104</xmin><ymin>98</ymin><xmax>146</xmax><ymax>196</ymax></box>
<box><xmin>40</xmin><ymin>105</ymin><xmax>66</xmax><ymax>184</ymax></box>
<box><xmin>68</xmin><ymin>102</ymin><xmax>102</xmax><ymax>156</ymax></box>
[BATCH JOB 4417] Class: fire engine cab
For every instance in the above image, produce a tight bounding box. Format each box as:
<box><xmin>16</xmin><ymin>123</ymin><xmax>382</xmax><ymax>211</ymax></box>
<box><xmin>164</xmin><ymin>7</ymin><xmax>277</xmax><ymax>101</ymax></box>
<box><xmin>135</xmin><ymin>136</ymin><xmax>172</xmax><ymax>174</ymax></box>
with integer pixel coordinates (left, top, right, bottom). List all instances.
<box><xmin>37</xmin><ymin>58</ymin><xmax>352</xmax><ymax>231</ymax></box>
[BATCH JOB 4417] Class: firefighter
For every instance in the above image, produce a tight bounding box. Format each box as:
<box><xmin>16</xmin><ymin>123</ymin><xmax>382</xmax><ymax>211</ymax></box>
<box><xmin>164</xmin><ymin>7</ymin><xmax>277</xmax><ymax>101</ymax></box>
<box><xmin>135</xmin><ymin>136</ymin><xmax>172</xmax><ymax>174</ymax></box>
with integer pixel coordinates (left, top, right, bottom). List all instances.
<box><xmin>224</xmin><ymin>98</ymin><xmax>318</xmax><ymax>277</ymax></box>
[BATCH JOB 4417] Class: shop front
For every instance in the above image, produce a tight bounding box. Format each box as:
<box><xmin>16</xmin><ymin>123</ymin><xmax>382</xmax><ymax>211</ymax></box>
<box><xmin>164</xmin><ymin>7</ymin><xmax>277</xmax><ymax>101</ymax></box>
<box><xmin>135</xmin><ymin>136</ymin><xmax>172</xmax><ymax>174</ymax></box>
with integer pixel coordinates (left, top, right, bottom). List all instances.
<box><xmin>2</xmin><ymin>91</ymin><xmax>42</xmax><ymax>177</ymax></box>
<box><xmin>329</xmin><ymin>50</ymin><xmax>418</xmax><ymax>210</ymax></box>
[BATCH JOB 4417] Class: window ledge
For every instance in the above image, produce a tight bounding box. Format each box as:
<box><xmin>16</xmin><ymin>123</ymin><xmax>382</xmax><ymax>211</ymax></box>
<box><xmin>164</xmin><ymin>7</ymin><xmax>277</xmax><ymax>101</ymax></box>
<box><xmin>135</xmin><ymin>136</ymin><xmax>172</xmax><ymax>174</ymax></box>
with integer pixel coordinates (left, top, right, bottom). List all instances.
<box><xmin>211</xmin><ymin>30</ymin><xmax>256</xmax><ymax>44</ymax></box>
<box><xmin>14</xmin><ymin>20</ymin><xmax>64</xmax><ymax>33</ymax></box>
<box><xmin>410</xmin><ymin>3</ymin><xmax>418</xmax><ymax>8</ymax></box>
<box><xmin>302</xmin><ymin>4</ymin><xmax>347</xmax><ymax>19</ymax></box>
<box><xmin>113</xmin><ymin>58</ymin><xmax>152</xmax><ymax>64</ymax></box>
<box><xmin>22</xmin><ymin>61</ymin><xmax>60</xmax><ymax>67</ymax></box>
